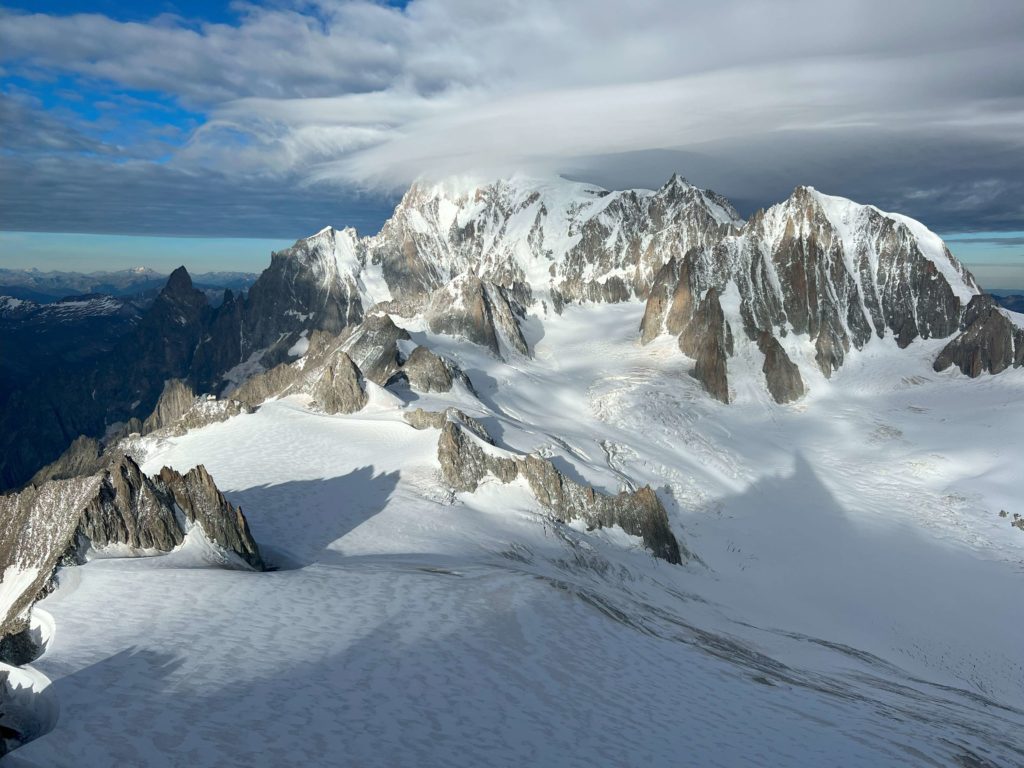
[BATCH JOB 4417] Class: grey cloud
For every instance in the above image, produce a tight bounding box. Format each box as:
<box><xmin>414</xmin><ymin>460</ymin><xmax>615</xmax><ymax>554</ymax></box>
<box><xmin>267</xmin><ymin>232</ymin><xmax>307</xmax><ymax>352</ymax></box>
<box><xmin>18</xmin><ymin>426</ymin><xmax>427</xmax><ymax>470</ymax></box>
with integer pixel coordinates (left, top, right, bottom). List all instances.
<box><xmin>1</xmin><ymin>0</ymin><xmax>1023</xmax><ymax>237</ymax></box>
<box><xmin>0</xmin><ymin>154</ymin><xmax>396</xmax><ymax>238</ymax></box>
<box><xmin>0</xmin><ymin>90</ymin><xmax>109</xmax><ymax>154</ymax></box>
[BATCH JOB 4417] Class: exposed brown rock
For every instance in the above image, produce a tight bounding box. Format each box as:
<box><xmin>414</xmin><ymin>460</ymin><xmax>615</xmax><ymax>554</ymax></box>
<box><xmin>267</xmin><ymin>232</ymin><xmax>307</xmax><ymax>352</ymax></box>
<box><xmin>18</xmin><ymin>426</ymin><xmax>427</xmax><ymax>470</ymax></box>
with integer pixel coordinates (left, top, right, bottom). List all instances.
<box><xmin>400</xmin><ymin>346</ymin><xmax>455</xmax><ymax>393</ymax></box>
<box><xmin>403</xmin><ymin>407</ymin><xmax>492</xmax><ymax>443</ymax></box>
<box><xmin>757</xmin><ymin>332</ymin><xmax>805</xmax><ymax>403</ymax></box>
<box><xmin>142</xmin><ymin>379</ymin><xmax>196</xmax><ymax>434</ymax></box>
<box><xmin>231</xmin><ymin>361</ymin><xmax>300</xmax><ymax>409</ymax></box>
<box><xmin>934</xmin><ymin>295</ymin><xmax>1024</xmax><ymax>376</ymax></box>
<box><xmin>308</xmin><ymin>352</ymin><xmax>369</xmax><ymax>414</ymax></box>
<box><xmin>638</xmin><ymin>257</ymin><xmax>678</xmax><ymax>344</ymax></box>
<box><xmin>157</xmin><ymin>464</ymin><xmax>263</xmax><ymax>570</ymax></box>
<box><xmin>680</xmin><ymin>288</ymin><xmax>732</xmax><ymax>404</ymax></box>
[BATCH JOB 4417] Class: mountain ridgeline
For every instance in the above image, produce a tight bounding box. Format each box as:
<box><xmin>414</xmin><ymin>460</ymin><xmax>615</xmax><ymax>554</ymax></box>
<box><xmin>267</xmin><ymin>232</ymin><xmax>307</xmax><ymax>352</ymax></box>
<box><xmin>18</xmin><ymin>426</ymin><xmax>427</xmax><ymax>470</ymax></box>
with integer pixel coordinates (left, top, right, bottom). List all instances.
<box><xmin>2</xmin><ymin>174</ymin><xmax>1021</xmax><ymax>490</ymax></box>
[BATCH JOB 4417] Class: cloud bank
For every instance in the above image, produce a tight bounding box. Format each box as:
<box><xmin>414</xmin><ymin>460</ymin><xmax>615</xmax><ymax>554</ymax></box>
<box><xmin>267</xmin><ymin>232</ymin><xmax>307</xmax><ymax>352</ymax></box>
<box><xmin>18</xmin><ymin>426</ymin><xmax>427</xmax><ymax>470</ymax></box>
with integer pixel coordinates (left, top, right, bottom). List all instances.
<box><xmin>1</xmin><ymin>0</ymin><xmax>1023</xmax><ymax>238</ymax></box>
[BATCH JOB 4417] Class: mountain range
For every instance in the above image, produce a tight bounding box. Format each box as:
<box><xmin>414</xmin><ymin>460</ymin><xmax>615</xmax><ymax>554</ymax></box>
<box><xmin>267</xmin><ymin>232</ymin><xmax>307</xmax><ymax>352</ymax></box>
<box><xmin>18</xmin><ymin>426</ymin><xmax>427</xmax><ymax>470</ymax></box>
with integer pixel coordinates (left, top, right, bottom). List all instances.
<box><xmin>2</xmin><ymin>174</ymin><xmax>1019</xmax><ymax>491</ymax></box>
<box><xmin>2</xmin><ymin>174</ymin><xmax>1023</xmax><ymax>765</ymax></box>
<box><xmin>0</xmin><ymin>267</ymin><xmax>256</xmax><ymax>303</ymax></box>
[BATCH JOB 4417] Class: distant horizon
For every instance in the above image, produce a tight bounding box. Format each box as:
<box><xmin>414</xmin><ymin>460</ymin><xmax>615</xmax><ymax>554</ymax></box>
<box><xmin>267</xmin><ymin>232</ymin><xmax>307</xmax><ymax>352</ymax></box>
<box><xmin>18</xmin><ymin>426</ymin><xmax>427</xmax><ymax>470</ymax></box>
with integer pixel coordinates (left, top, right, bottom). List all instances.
<box><xmin>3</xmin><ymin>225</ymin><xmax>1024</xmax><ymax>291</ymax></box>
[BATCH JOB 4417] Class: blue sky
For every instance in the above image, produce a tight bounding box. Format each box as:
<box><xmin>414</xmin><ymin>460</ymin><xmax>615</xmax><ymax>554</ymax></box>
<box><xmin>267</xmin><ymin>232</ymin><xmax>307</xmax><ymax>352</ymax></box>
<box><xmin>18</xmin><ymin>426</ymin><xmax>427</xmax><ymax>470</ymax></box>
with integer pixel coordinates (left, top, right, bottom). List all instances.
<box><xmin>1</xmin><ymin>1</ymin><xmax>1023</xmax><ymax>284</ymax></box>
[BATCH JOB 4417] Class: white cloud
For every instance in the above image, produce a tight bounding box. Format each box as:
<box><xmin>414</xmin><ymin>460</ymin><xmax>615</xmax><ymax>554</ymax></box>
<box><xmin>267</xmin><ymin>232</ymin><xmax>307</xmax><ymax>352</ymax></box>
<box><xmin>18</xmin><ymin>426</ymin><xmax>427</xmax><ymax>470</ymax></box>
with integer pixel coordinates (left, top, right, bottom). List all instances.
<box><xmin>2</xmin><ymin>0</ymin><xmax>1024</xmax><ymax>232</ymax></box>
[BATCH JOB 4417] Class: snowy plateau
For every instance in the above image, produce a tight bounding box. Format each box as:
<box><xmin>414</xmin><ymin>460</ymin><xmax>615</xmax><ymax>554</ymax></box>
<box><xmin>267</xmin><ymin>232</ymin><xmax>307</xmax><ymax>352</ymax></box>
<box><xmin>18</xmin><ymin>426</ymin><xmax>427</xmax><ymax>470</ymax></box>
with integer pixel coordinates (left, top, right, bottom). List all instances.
<box><xmin>1</xmin><ymin>174</ymin><xmax>1023</xmax><ymax>767</ymax></box>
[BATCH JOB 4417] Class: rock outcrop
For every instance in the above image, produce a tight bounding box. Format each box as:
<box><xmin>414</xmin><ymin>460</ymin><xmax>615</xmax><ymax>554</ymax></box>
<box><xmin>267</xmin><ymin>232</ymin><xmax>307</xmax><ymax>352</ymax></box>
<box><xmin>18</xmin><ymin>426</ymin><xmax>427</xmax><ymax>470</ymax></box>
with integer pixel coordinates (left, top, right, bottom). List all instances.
<box><xmin>757</xmin><ymin>332</ymin><xmax>805</xmax><ymax>404</ymax></box>
<box><xmin>933</xmin><ymin>295</ymin><xmax>1024</xmax><ymax>376</ymax></box>
<box><xmin>308</xmin><ymin>353</ymin><xmax>370</xmax><ymax>414</ymax></box>
<box><xmin>232</xmin><ymin>361</ymin><xmax>302</xmax><ymax>409</ymax></box>
<box><xmin>436</xmin><ymin>421</ymin><xmax>683</xmax><ymax>564</ymax></box>
<box><xmin>28</xmin><ymin>435</ymin><xmax>105</xmax><ymax>486</ymax></box>
<box><xmin>337</xmin><ymin>314</ymin><xmax>410</xmax><ymax>386</ymax></box>
<box><xmin>1</xmin><ymin>456</ymin><xmax>264</xmax><ymax>643</ymax></box>
<box><xmin>425</xmin><ymin>274</ymin><xmax>529</xmax><ymax>358</ymax></box>
<box><xmin>156</xmin><ymin>464</ymin><xmax>263</xmax><ymax>570</ymax></box>
<box><xmin>399</xmin><ymin>347</ymin><xmax>454</xmax><ymax>392</ymax></box>
<box><xmin>230</xmin><ymin>332</ymin><xmax>370</xmax><ymax>416</ymax></box>
<box><xmin>680</xmin><ymin>288</ymin><xmax>733</xmax><ymax>404</ymax></box>
<box><xmin>72</xmin><ymin>456</ymin><xmax>264</xmax><ymax>569</ymax></box>
<box><xmin>397</xmin><ymin>346</ymin><xmax>473</xmax><ymax>394</ymax></box>
<box><xmin>141</xmin><ymin>378</ymin><xmax>196</xmax><ymax>434</ymax></box>
<box><xmin>405</xmin><ymin>407</ymin><xmax>493</xmax><ymax>442</ymax></box>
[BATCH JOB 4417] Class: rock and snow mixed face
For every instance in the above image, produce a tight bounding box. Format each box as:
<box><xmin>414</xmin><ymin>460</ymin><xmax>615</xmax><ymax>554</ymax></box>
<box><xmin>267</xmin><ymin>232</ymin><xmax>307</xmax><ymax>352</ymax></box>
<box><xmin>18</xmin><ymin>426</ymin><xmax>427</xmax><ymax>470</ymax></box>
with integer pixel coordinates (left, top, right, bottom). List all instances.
<box><xmin>227</xmin><ymin>174</ymin><xmax>1016</xmax><ymax>406</ymax></box>
<box><xmin>638</xmin><ymin>185</ymin><xmax>1019</xmax><ymax>402</ymax></box>
<box><xmin>218</xmin><ymin>173</ymin><xmax>744</xmax><ymax>377</ymax></box>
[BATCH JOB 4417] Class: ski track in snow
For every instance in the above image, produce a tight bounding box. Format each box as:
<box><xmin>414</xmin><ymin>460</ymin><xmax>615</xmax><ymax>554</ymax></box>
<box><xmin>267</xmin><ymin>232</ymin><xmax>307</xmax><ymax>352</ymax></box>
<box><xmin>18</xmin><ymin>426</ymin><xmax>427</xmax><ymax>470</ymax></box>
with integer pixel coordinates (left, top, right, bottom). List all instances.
<box><xmin>8</xmin><ymin>302</ymin><xmax>1024</xmax><ymax>767</ymax></box>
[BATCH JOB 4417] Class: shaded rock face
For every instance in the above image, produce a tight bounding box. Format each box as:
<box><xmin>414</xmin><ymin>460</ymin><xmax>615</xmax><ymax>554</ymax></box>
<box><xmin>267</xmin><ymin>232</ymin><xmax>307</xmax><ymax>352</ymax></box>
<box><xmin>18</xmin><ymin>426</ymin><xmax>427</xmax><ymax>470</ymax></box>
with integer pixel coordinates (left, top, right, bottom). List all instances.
<box><xmin>436</xmin><ymin>421</ymin><xmax>683</xmax><ymax>564</ymax></box>
<box><xmin>0</xmin><ymin>267</ymin><xmax>212</xmax><ymax>491</ymax></box>
<box><xmin>757</xmin><ymin>333</ymin><xmax>805</xmax><ymax>404</ymax></box>
<box><xmin>240</xmin><ymin>228</ymin><xmax>364</xmax><ymax>364</ymax></box>
<box><xmin>189</xmin><ymin>288</ymin><xmax>244</xmax><ymax>392</ymax></box>
<box><xmin>934</xmin><ymin>295</ymin><xmax>1024</xmax><ymax>377</ymax></box>
<box><xmin>28</xmin><ymin>435</ymin><xmax>105</xmax><ymax>486</ymax></box>
<box><xmin>142</xmin><ymin>379</ymin><xmax>196</xmax><ymax>434</ymax></box>
<box><xmin>76</xmin><ymin>455</ymin><xmax>184</xmax><ymax>555</ymax></box>
<box><xmin>680</xmin><ymin>288</ymin><xmax>733</xmax><ymax>404</ymax></box>
<box><xmin>425</xmin><ymin>274</ymin><xmax>529</xmax><ymax>358</ymax></box>
<box><xmin>189</xmin><ymin>227</ymin><xmax>373</xmax><ymax>396</ymax></box>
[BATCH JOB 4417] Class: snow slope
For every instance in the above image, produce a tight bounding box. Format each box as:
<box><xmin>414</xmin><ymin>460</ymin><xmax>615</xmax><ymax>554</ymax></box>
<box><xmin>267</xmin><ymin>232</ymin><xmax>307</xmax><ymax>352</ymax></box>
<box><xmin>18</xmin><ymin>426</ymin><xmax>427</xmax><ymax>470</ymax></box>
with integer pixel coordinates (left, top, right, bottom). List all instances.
<box><xmin>7</xmin><ymin>302</ymin><xmax>1024</xmax><ymax>767</ymax></box>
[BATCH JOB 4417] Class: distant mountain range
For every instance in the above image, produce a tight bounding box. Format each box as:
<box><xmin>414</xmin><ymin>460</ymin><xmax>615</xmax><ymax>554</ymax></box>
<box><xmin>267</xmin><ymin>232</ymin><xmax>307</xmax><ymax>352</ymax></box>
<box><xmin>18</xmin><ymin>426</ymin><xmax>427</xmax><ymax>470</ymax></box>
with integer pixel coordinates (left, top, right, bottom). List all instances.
<box><xmin>0</xmin><ymin>267</ymin><xmax>257</xmax><ymax>303</ymax></box>
<box><xmin>990</xmin><ymin>291</ymin><xmax>1024</xmax><ymax>313</ymax></box>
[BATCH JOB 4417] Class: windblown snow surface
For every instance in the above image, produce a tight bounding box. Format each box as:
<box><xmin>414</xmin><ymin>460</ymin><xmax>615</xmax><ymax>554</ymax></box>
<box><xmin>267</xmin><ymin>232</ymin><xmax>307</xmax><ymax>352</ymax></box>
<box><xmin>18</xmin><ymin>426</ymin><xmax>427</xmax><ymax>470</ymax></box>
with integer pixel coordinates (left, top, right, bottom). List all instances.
<box><xmin>8</xmin><ymin>302</ymin><xmax>1024</xmax><ymax>767</ymax></box>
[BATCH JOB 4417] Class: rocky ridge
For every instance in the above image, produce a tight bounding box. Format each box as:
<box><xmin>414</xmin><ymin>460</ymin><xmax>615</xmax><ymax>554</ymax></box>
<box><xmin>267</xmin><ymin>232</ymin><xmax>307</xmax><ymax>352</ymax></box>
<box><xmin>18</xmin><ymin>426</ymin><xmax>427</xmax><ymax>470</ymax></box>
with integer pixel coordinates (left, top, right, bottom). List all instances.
<box><xmin>435</xmin><ymin>417</ymin><xmax>683</xmax><ymax>564</ymax></box>
<box><xmin>1</xmin><ymin>455</ymin><xmax>263</xmax><ymax>648</ymax></box>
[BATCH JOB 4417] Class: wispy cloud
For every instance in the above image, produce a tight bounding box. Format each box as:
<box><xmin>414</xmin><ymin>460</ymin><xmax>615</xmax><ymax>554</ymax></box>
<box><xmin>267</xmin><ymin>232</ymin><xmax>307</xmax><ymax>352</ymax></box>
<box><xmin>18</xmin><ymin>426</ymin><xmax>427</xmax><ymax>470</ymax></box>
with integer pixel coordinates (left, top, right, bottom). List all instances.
<box><xmin>2</xmin><ymin>0</ymin><xmax>1023</xmax><ymax>237</ymax></box>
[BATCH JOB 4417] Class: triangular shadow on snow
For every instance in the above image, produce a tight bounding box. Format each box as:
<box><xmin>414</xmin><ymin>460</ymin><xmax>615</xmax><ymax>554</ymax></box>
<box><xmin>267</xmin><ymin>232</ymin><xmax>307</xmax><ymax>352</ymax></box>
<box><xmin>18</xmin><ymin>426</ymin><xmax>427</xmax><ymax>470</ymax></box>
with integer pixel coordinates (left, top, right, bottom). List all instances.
<box><xmin>226</xmin><ymin>465</ymin><xmax>400</xmax><ymax>570</ymax></box>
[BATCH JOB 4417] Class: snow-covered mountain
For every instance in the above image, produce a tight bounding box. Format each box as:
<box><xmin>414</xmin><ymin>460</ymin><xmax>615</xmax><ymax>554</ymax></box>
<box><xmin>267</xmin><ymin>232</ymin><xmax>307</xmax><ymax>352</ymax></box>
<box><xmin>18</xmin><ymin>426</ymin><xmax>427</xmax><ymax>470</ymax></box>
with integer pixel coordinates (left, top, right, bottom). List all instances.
<box><xmin>2</xmin><ymin>174</ymin><xmax>1024</xmax><ymax>765</ymax></box>
<box><xmin>195</xmin><ymin>174</ymin><xmax>1015</xmax><ymax>404</ymax></box>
